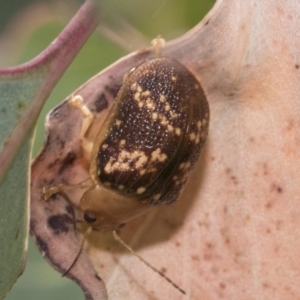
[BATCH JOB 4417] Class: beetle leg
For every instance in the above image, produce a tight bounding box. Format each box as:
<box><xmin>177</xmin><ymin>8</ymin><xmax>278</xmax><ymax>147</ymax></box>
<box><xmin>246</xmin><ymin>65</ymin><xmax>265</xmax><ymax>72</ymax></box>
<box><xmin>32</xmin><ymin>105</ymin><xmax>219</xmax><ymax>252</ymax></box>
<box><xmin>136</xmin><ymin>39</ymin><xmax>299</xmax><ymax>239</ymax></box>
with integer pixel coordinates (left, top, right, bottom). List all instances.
<box><xmin>69</xmin><ymin>95</ymin><xmax>94</xmax><ymax>154</ymax></box>
<box><xmin>43</xmin><ymin>178</ymin><xmax>95</xmax><ymax>201</ymax></box>
<box><xmin>43</xmin><ymin>96</ymin><xmax>96</xmax><ymax>202</ymax></box>
<box><xmin>151</xmin><ymin>35</ymin><xmax>165</xmax><ymax>57</ymax></box>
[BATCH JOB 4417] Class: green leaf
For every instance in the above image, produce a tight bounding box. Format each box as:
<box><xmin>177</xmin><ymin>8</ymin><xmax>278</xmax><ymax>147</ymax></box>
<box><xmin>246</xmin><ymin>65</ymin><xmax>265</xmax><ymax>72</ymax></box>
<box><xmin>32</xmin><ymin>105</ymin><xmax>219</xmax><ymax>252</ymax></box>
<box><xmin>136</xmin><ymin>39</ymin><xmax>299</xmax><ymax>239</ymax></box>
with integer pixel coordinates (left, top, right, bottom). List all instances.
<box><xmin>0</xmin><ymin>130</ymin><xmax>34</xmax><ymax>298</ymax></box>
<box><xmin>0</xmin><ymin>1</ymin><xmax>100</xmax><ymax>298</ymax></box>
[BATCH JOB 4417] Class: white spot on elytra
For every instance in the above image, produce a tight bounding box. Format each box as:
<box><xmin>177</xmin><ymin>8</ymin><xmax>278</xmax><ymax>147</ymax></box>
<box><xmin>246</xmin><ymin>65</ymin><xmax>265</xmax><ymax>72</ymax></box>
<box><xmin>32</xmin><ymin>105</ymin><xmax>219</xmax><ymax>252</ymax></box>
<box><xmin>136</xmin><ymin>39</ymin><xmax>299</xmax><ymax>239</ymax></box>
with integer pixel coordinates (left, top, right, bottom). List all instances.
<box><xmin>151</xmin><ymin>148</ymin><xmax>167</xmax><ymax>162</ymax></box>
<box><xmin>189</xmin><ymin>119</ymin><xmax>208</xmax><ymax>144</ymax></box>
<box><xmin>104</xmin><ymin>150</ymin><xmax>149</xmax><ymax>174</ymax></box>
<box><xmin>153</xmin><ymin>194</ymin><xmax>161</xmax><ymax>201</ymax></box>
<box><xmin>167</xmin><ymin>124</ymin><xmax>174</xmax><ymax>132</ymax></box>
<box><xmin>170</xmin><ymin>111</ymin><xmax>178</xmax><ymax>119</ymax></box>
<box><xmin>134</xmin><ymin>92</ymin><xmax>141</xmax><ymax>101</ymax></box>
<box><xmin>104</xmin><ymin>157</ymin><xmax>130</xmax><ymax>174</ymax></box>
<box><xmin>159</xmin><ymin>94</ymin><xmax>166</xmax><ymax>102</ymax></box>
<box><xmin>131</xmin><ymin>82</ymin><xmax>137</xmax><ymax>91</ymax></box>
<box><xmin>189</xmin><ymin>132</ymin><xmax>196</xmax><ymax>141</ymax></box>
<box><xmin>142</xmin><ymin>90</ymin><xmax>151</xmax><ymax>96</ymax></box>
<box><xmin>137</xmin><ymin>187</ymin><xmax>146</xmax><ymax>194</ymax></box>
<box><xmin>179</xmin><ymin>161</ymin><xmax>191</xmax><ymax>170</ymax></box>
<box><xmin>135</xmin><ymin>154</ymin><xmax>148</xmax><ymax>169</ymax></box>
<box><xmin>152</xmin><ymin>112</ymin><xmax>158</xmax><ymax>120</ymax></box>
<box><xmin>146</xmin><ymin>101</ymin><xmax>156</xmax><ymax>110</ymax></box>
<box><xmin>175</xmin><ymin>128</ymin><xmax>181</xmax><ymax>136</ymax></box>
<box><xmin>160</xmin><ymin>115</ymin><xmax>168</xmax><ymax>126</ymax></box>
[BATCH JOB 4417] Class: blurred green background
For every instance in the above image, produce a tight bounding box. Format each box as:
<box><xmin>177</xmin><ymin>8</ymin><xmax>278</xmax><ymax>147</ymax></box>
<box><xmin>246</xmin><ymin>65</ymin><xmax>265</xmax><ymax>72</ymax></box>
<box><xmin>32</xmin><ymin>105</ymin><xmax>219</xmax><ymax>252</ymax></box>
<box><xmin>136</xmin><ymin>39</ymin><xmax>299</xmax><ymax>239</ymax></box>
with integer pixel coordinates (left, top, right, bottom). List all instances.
<box><xmin>0</xmin><ymin>0</ymin><xmax>213</xmax><ymax>299</ymax></box>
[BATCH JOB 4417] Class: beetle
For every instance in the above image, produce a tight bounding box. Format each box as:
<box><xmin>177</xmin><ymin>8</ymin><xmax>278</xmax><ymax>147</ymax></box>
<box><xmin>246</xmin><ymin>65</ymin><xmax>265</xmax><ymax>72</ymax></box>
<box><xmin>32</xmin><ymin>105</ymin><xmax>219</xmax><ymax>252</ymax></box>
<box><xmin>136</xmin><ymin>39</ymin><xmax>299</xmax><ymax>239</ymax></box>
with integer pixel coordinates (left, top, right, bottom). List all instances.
<box><xmin>45</xmin><ymin>56</ymin><xmax>209</xmax><ymax>231</ymax></box>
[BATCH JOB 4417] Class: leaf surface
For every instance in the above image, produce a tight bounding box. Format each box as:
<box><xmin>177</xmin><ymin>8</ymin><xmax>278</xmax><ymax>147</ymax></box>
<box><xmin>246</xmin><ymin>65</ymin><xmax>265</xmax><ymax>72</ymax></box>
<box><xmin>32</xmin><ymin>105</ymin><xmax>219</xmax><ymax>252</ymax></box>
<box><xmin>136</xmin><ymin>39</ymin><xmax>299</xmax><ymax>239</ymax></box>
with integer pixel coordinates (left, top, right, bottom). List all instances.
<box><xmin>31</xmin><ymin>0</ymin><xmax>300</xmax><ymax>299</ymax></box>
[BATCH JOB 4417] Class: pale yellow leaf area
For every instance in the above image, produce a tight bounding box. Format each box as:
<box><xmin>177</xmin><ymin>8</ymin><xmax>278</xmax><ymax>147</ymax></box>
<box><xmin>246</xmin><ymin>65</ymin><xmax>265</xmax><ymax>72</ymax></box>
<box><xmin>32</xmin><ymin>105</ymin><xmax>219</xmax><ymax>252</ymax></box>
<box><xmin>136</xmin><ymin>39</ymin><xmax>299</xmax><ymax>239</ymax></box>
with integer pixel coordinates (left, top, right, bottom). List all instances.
<box><xmin>31</xmin><ymin>1</ymin><xmax>300</xmax><ymax>299</ymax></box>
<box><xmin>103</xmin><ymin>1</ymin><xmax>300</xmax><ymax>299</ymax></box>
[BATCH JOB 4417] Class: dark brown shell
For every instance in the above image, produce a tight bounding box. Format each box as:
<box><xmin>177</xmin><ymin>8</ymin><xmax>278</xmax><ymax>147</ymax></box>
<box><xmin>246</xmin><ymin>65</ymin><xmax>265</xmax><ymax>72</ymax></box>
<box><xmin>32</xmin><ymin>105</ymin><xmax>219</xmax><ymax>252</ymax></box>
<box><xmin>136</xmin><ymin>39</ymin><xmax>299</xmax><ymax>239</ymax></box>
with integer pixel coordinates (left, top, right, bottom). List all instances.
<box><xmin>91</xmin><ymin>57</ymin><xmax>209</xmax><ymax>205</ymax></box>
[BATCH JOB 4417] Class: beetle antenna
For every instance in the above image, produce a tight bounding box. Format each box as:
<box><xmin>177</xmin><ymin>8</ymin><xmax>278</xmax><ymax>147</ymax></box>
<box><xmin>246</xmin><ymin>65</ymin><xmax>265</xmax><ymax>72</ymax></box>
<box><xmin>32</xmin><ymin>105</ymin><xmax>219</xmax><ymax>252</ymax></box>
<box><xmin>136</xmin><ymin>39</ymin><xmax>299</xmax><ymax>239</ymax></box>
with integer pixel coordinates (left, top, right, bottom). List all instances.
<box><xmin>62</xmin><ymin>226</ymin><xmax>93</xmax><ymax>277</ymax></box>
<box><xmin>113</xmin><ymin>231</ymin><xmax>186</xmax><ymax>295</ymax></box>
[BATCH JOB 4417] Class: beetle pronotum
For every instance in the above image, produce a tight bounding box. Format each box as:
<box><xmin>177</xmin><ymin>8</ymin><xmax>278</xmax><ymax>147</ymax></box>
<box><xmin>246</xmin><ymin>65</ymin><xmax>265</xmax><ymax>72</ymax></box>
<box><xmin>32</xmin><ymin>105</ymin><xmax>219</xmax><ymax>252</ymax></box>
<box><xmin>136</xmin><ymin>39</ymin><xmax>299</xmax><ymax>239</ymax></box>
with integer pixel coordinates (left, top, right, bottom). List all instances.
<box><xmin>44</xmin><ymin>52</ymin><xmax>209</xmax><ymax>295</ymax></box>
